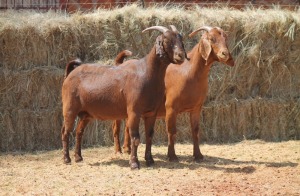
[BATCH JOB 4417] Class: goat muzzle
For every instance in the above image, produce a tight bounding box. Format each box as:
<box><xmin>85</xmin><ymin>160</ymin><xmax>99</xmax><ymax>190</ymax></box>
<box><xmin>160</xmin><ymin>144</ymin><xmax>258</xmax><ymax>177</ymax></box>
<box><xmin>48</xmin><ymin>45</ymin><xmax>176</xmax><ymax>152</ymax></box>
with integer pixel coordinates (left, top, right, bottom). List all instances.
<box><xmin>226</xmin><ymin>56</ymin><xmax>235</xmax><ymax>67</ymax></box>
<box><xmin>219</xmin><ymin>50</ymin><xmax>234</xmax><ymax>67</ymax></box>
<box><xmin>173</xmin><ymin>51</ymin><xmax>185</xmax><ymax>64</ymax></box>
<box><xmin>218</xmin><ymin>50</ymin><xmax>230</xmax><ymax>63</ymax></box>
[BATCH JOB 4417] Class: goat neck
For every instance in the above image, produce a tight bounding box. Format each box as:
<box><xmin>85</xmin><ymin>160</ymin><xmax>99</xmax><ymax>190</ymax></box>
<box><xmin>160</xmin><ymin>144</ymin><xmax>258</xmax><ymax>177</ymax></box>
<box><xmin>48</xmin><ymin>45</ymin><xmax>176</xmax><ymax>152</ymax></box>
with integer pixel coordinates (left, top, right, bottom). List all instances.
<box><xmin>187</xmin><ymin>44</ymin><xmax>212</xmax><ymax>79</ymax></box>
<box><xmin>144</xmin><ymin>46</ymin><xmax>170</xmax><ymax>81</ymax></box>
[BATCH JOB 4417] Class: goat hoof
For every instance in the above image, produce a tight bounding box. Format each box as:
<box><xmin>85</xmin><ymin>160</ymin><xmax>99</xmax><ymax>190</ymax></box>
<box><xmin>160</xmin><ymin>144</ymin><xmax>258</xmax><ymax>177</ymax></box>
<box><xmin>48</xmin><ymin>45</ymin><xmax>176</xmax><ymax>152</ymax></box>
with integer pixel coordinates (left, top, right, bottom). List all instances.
<box><xmin>146</xmin><ymin>159</ymin><xmax>155</xmax><ymax>167</ymax></box>
<box><xmin>130</xmin><ymin>160</ymin><xmax>140</xmax><ymax>170</ymax></box>
<box><xmin>194</xmin><ymin>157</ymin><xmax>204</xmax><ymax>163</ymax></box>
<box><xmin>194</xmin><ymin>154</ymin><xmax>204</xmax><ymax>163</ymax></box>
<box><xmin>115</xmin><ymin>151</ymin><xmax>122</xmax><ymax>156</ymax></box>
<box><xmin>123</xmin><ymin>147</ymin><xmax>131</xmax><ymax>155</ymax></box>
<box><xmin>115</xmin><ymin>149</ymin><xmax>122</xmax><ymax>154</ymax></box>
<box><xmin>75</xmin><ymin>155</ymin><xmax>83</xmax><ymax>162</ymax></box>
<box><xmin>168</xmin><ymin>156</ymin><xmax>179</xmax><ymax>162</ymax></box>
<box><xmin>64</xmin><ymin>157</ymin><xmax>71</xmax><ymax>164</ymax></box>
<box><xmin>113</xmin><ymin>152</ymin><xmax>123</xmax><ymax>159</ymax></box>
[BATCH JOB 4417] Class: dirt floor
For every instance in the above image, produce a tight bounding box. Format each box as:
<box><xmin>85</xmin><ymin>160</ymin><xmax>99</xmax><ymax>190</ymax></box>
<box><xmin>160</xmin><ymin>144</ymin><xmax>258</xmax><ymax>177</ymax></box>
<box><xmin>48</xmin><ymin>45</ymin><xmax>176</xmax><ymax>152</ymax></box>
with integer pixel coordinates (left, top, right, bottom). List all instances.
<box><xmin>0</xmin><ymin>140</ymin><xmax>299</xmax><ymax>195</ymax></box>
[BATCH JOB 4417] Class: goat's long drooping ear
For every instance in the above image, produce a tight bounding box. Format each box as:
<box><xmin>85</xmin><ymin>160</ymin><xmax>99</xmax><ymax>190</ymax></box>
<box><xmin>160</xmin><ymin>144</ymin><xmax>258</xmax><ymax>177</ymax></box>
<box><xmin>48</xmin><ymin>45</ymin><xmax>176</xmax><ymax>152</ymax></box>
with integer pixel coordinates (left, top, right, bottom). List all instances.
<box><xmin>170</xmin><ymin>25</ymin><xmax>189</xmax><ymax>60</ymax></box>
<box><xmin>189</xmin><ymin>26</ymin><xmax>213</xmax><ymax>64</ymax></box>
<box><xmin>200</xmin><ymin>33</ymin><xmax>212</xmax><ymax>64</ymax></box>
<box><xmin>155</xmin><ymin>35</ymin><xmax>165</xmax><ymax>57</ymax></box>
<box><xmin>143</xmin><ymin>26</ymin><xmax>170</xmax><ymax>57</ymax></box>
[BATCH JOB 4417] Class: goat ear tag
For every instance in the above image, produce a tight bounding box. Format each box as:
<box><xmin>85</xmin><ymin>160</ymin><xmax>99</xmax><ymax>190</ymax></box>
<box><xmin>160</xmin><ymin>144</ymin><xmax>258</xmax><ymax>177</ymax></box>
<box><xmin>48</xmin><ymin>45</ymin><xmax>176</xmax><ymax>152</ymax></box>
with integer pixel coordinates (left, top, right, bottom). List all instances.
<box><xmin>200</xmin><ymin>37</ymin><xmax>212</xmax><ymax>62</ymax></box>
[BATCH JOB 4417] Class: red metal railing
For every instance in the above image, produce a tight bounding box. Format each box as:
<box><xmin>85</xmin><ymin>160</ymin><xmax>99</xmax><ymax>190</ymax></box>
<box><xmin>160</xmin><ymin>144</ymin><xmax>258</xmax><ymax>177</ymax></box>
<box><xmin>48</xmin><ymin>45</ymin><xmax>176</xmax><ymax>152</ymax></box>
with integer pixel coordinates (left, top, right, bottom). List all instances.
<box><xmin>0</xmin><ymin>0</ymin><xmax>59</xmax><ymax>11</ymax></box>
<box><xmin>0</xmin><ymin>0</ymin><xmax>299</xmax><ymax>12</ymax></box>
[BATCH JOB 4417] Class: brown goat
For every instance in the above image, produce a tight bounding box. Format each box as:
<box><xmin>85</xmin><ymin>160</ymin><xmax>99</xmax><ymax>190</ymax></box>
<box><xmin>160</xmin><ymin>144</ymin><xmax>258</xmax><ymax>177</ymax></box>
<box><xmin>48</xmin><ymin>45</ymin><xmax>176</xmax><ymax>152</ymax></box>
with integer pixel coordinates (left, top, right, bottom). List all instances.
<box><xmin>113</xmin><ymin>26</ymin><xmax>234</xmax><ymax>163</ymax></box>
<box><xmin>61</xmin><ymin>25</ymin><xmax>186</xmax><ymax>169</ymax></box>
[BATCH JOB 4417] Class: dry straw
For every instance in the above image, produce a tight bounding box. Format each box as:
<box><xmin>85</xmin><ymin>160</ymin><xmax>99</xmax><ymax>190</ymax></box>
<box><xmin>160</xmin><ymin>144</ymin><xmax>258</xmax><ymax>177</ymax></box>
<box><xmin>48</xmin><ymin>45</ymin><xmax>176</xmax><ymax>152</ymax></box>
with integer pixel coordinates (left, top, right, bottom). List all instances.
<box><xmin>0</xmin><ymin>4</ymin><xmax>299</xmax><ymax>151</ymax></box>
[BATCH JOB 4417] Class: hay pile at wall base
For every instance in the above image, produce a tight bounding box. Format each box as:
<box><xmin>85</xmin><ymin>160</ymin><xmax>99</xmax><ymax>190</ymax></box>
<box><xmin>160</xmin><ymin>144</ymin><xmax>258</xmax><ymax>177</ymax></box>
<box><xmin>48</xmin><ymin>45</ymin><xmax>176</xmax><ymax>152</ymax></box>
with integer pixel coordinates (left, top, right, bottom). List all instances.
<box><xmin>0</xmin><ymin>5</ymin><xmax>299</xmax><ymax>151</ymax></box>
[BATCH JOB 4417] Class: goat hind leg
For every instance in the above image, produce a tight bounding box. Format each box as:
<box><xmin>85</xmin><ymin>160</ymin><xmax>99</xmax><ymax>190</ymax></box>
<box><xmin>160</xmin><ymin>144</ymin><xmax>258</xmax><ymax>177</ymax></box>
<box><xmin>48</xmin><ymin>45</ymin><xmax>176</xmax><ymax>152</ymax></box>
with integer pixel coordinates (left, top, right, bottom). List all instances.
<box><xmin>190</xmin><ymin>111</ymin><xmax>203</xmax><ymax>162</ymax></box>
<box><xmin>122</xmin><ymin>120</ymin><xmax>131</xmax><ymax>154</ymax></box>
<box><xmin>166</xmin><ymin>109</ymin><xmax>178</xmax><ymax>162</ymax></box>
<box><xmin>113</xmin><ymin>120</ymin><xmax>122</xmax><ymax>154</ymax></box>
<box><xmin>74</xmin><ymin>114</ymin><xmax>90</xmax><ymax>162</ymax></box>
<box><xmin>61</xmin><ymin>117</ymin><xmax>76</xmax><ymax>164</ymax></box>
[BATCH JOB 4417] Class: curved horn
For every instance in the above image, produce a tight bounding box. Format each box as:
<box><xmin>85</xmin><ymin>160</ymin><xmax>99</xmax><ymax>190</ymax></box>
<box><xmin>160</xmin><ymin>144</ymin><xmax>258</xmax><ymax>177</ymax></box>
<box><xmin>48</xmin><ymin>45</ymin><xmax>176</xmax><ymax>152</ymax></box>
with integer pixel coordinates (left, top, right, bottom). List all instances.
<box><xmin>142</xmin><ymin>26</ymin><xmax>169</xmax><ymax>34</ymax></box>
<box><xmin>189</xmin><ymin>26</ymin><xmax>213</xmax><ymax>38</ymax></box>
<box><xmin>169</xmin><ymin>25</ymin><xmax>179</xmax><ymax>33</ymax></box>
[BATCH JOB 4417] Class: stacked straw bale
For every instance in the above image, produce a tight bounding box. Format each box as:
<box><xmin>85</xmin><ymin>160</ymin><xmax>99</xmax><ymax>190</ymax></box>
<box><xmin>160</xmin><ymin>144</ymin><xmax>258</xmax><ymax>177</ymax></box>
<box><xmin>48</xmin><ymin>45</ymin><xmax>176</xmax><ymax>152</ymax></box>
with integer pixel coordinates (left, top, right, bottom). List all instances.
<box><xmin>0</xmin><ymin>5</ymin><xmax>299</xmax><ymax>151</ymax></box>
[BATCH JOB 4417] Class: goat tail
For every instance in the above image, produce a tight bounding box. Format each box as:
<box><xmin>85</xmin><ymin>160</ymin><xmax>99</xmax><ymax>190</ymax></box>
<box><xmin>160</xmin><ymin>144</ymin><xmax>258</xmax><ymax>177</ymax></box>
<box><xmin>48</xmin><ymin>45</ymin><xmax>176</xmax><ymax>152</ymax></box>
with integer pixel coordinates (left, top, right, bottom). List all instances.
<box><xmin>115</xmin><ymin>50</ymin><xmax>133</xmax><ymax>66</ymax></box>
<box><xmin>65</xmin><ymin>58</ymin><xmax>82</xmax><ymax>79</ymax></box>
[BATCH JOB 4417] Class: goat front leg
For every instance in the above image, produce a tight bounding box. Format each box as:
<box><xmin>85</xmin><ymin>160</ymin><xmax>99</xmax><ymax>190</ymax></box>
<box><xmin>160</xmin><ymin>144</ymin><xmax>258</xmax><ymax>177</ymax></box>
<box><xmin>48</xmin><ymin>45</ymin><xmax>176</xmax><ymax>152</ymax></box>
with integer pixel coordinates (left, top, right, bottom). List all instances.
<box><xmin>112</xmin><ymin>120</ymin><xmax>122</xmax><ymax>154</ymax></box>
<box><xmin>190</xmin><ymin>110</ymin><xmax>204</xmax><ymax>162</ymax></box>
<box><xmin>127</xmin><ymin>113</ymin><xmax>141</xmax><ymax>169</ymax></box>
<box><xmin>74</xmin><ymin>115</ymin><xmax>90</xmax><ymax>162</ymax></box>
<box><xmin>166</xmin><ymin>108</ymin><xmax>178</xmax><ymax>162</ymax></box>
<box><xmin>144</xmin><ymin>116</ymin><xmax>156</xmax><ymax>166</ymax></box>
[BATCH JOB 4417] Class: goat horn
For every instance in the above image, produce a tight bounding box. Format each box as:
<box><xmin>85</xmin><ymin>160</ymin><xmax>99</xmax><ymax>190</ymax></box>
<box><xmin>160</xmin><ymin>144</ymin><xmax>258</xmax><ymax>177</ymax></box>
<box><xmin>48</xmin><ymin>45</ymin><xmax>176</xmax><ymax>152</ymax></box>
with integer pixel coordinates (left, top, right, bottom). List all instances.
<box><xmin>169</xmin><ymin>25</ymin><xmax>179</xmax><ymax>33</ymax></box>
<box><xmin>142</xmin><ymin>26</ymin><xmax>169</xmax><ymax>34</ymax></box>
<box><xmin>189</xmin><ymin>26</ymin><xmax>213</xmax><ymax>38</ymax></box>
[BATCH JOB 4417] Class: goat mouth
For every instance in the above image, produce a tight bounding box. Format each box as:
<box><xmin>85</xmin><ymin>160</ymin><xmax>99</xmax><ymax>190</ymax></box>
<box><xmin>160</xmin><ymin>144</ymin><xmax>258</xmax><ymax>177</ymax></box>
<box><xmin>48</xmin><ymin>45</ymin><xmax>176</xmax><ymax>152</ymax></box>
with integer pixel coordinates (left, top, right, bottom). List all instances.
<box><xmin>226</xmin><ymin>58</ymin><xmax>235</xmax><ymax>67</ymax></box>
<box><xmin>173</xmin><ymin>55</ymin><xmax>185</xmax><ymax>64</ymax></box>
<box><xmin>218</xmin><ymin>55</ymin><xmax>229</xmax><ymax>62</ymax></box>
<box><xmin>219</xmin><ymin>57</ymin><xmax>234</xmax><ymax>67</ymax></box>
<box><xmin>173</xmin><ymin>59</ymin><xmax>184</xmax><ymax>64</ymax></box>
<box><xmin>218</xmin><ymin>56</ymin><xmax>229</xmax><ymax>62</ymax></box>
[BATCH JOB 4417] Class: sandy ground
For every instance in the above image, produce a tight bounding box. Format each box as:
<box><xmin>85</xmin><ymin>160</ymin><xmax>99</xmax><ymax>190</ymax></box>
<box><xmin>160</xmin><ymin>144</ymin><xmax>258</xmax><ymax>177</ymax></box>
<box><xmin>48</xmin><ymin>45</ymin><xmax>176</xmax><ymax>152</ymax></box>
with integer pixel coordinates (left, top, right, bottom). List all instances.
<box><xmin>0</xmin><ymin>140</ymin><xmax>299</xmax><ymax>195</ymax></box>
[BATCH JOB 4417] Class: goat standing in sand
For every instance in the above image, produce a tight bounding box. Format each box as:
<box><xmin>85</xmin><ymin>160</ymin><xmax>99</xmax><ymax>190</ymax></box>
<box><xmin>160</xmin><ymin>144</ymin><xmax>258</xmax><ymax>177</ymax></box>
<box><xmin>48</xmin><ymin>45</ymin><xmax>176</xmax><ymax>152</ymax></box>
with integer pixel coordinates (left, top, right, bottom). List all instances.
<box><xmin>114</xmin><ymin>26</ymin><xmax>234</xmax><ymax>163</ymax></box>
<box><xmin>61</xmin><ymin>25</ymin><xmax>187</xmax><ymax>169</ymax></box>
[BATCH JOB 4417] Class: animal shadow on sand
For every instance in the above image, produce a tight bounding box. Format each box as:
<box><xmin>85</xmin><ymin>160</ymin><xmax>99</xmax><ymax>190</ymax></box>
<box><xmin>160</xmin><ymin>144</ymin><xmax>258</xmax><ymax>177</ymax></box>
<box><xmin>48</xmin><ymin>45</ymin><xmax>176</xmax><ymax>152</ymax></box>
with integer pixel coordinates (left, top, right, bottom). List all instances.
<box><xmin>90</xmin><ymin>153</ymin><xmax>298</xmax><ymax>174</ymax></box>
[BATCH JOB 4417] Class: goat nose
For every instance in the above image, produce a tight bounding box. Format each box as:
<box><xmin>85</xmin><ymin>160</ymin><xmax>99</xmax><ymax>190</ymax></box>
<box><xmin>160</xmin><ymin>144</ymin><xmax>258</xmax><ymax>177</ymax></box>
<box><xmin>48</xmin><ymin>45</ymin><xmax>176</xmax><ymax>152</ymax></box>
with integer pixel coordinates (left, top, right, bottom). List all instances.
<box><xmin>219</xmin><ymin>50</ymin><xmax>229</xmax><ymax>60</ymax></box>
<box><xmin>174</xmin><ymin>51</ymin><xmax>185</xmax><ymax>64</ymax></box>
<box><xmin>222</xmin><ymin>51</ymin><xmax>228</xmax><ymax>57</ymax></box>
<box><xmin>177</xmin><ymin>52</ymin><xmax>184</xmax><ymax>59</ymax></box>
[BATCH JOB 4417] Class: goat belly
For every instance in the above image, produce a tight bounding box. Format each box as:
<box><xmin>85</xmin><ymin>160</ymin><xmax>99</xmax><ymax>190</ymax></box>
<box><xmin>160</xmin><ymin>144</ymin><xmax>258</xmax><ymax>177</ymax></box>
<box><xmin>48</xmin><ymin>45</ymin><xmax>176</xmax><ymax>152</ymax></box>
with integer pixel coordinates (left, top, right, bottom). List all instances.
<box><xmin>86</xmin><ymin>103</ymin><xmax>128</xmax><ymax>120</ymax></box>
<box><xmin>78</xmin><ymin>89</ymin><xmax>128</xmax><ymax>120</ymax></box>
<box><xmin>142</xmin><ymin>110</ymin><xmax>156</xmax><ymax>118</ymax></box>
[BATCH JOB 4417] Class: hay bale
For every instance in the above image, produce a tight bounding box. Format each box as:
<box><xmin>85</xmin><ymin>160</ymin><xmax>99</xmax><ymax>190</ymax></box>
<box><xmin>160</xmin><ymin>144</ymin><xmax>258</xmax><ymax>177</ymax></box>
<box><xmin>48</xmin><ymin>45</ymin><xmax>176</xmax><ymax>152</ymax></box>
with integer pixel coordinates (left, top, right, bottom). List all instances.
<box><xmin>0</xmin><ymin>67</ymin><xmax>64</xmax><ymax>109</ymax></box>
<box><xmin>200</xmin><ymin>99</ymin><xmax>300</xmax><ymax>143</ymax></box>
<box><xmin>1</xmin><ymin>100</ymin><xmax>299</xmax><ymax>151</ymax></box>
<box><xmin>0</xmin><ymin>5</ymin><xmax>196</xmax><ymax>69</ymax></box>
<box><xmin>82</xmin><ymin>120</ymin><xmax>113</xmax><ymax>147</ymax></box>
<box><xmin>0</xmin><ymin>5</ymin><xmax>300</xmax><ymax>151</ymax></box>
<box><xmin>205</xmin><ymin>7</ymin><xmax>300</xmax><ymax>101</ymax></box>
<box><xmin>0</xmin><ymin>107</ymin><xmax>63</xmax><ymax>151</ymax></box>
<box><xmin>0</xmin><ymin>107</ymin><xmax>121</xmax><ymax>151</ymax></box>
